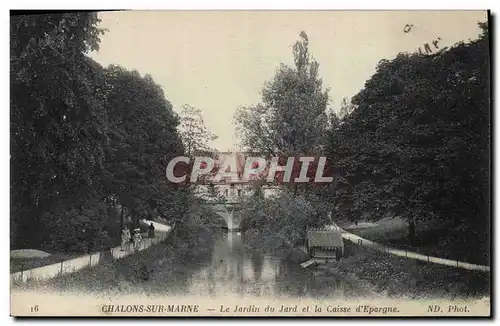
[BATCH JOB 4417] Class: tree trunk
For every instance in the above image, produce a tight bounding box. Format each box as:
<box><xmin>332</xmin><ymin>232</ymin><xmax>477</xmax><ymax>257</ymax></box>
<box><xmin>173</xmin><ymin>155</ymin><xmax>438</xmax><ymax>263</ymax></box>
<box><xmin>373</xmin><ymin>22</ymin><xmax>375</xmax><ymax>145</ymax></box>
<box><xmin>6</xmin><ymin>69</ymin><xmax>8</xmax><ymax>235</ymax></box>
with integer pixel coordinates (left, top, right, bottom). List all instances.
<box><xmin>133</xmin><ymin>215</ymin><xmax>138</xmax><ymax>230</ymax></box>
<box><xmin>408</xmin><ymin>218</ymin><xmax>416</xmax><ymax>246</ymax></box>
<box><xmin>120</xmin><ymin>205</ymin><xmax>124</xmax><ymax>230</ymax></box>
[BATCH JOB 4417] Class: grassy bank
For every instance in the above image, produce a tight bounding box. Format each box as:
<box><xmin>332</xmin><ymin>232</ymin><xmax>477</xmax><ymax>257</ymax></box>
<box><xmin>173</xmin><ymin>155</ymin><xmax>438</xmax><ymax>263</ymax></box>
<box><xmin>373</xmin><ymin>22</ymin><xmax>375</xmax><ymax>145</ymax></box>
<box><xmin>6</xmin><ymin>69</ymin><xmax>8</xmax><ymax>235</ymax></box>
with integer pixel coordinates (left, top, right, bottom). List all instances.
<box><xmin>10</xmin><ymin>252</ymin><xmax>82</xmax><ymax>274</ymax></box>
<box><xmin>321</xmin><ymin>242</ymin><xmax>490</xmax><ymax>300</ymax></box>
<box><xmin>342</xmin><ymin>217</ymin><xmax>489</xmax><ymax>266</ymax></box>
<box><xmin>12</xmin><ymin>225</ymin><xmax>215</xmax><ymax>295</ymax></box>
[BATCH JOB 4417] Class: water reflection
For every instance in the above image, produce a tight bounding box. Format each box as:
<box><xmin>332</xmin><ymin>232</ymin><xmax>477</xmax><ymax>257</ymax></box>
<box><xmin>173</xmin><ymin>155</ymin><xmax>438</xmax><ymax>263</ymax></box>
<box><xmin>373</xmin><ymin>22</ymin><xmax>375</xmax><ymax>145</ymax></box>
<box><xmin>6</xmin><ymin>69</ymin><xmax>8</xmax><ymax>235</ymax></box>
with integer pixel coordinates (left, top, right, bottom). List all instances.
<box><xmin>163</xmin><ymin>231</ymin><xmax>350</xmax><ymax>299</ymax></box>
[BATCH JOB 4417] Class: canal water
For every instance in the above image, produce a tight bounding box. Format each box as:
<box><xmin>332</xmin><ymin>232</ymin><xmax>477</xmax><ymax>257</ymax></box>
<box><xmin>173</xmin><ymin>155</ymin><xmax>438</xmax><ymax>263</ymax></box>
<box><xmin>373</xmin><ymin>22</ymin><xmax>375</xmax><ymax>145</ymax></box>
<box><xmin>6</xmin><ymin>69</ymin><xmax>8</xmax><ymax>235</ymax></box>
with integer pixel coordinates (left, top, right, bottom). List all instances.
<box><xmin>157</xmin><ymin>231</ymin><xmax>358</xmax><ymax>300</ymax></box>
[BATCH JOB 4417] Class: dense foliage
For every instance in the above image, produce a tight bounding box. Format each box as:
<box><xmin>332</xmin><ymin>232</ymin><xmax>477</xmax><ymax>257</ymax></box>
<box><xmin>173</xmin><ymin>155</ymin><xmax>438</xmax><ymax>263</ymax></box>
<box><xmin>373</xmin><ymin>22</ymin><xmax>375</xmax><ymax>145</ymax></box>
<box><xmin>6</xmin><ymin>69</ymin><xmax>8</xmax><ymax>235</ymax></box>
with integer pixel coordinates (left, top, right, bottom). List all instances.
<box><xmin>327</xmin><ymin>23</ymin><xmax>490</xmax><ymax>249</ymax></box>
<box><xmin>236</xmin><ymin>24</ymin><xmax>490</xmax><ymax>256</ymax></box>
<box><xmin>11</xmin><ymin>13</ymin><xmax>189</xmax><ymax>252</ymax></box>
<box><xmin>240</xmin><ymin>190</ymin><xmax>330</xmax><ymax>252</ymax></box>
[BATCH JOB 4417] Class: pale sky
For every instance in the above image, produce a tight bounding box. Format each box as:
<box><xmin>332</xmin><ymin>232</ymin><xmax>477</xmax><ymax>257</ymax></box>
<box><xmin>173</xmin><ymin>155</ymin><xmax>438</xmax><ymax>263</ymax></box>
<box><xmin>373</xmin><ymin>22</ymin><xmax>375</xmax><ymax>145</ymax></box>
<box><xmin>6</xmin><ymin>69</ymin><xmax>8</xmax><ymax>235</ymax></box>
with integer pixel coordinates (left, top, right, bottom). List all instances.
<box><xmin>89</xmin><ymin>10</ymin><xmax>487</xmax><ymax>151</ymax></box>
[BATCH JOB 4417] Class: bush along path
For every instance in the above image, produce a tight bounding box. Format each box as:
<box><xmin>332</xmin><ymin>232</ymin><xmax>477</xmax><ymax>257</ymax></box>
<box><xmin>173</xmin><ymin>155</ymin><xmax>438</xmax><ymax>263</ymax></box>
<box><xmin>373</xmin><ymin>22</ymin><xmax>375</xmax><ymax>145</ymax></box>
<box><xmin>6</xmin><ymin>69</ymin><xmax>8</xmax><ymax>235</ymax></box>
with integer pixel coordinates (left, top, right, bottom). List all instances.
<box><xmin>10</xmin><ymin>220</ymin><xmax>172</xmax><ymax>284</ymax></box>
<box><xmin>328</xmin><ymin>223</ymin><xmax>490</xmax><ymax>272</ymax></box>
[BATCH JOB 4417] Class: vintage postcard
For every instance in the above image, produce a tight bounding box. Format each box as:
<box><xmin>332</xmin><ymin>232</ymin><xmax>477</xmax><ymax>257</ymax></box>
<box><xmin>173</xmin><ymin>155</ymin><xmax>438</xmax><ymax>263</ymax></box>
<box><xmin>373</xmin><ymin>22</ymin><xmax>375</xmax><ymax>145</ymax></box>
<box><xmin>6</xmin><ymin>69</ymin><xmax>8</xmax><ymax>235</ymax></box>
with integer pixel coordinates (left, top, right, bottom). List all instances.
<box><xmin>10</xmin><ymin>10</ymin><xmax>491</xmax><ymax>317</ymax></box>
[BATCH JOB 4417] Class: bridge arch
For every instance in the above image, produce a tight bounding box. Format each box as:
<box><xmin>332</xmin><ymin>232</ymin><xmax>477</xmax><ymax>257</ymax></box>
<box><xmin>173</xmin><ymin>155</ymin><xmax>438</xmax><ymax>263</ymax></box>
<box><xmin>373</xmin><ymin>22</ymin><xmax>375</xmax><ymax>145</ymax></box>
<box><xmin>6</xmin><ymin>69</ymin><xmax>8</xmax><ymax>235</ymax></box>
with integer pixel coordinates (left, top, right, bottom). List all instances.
<box><xmin>203</xmin><ymin>202</ymin><xmax>241</xmax><ymax>231</ymax></box>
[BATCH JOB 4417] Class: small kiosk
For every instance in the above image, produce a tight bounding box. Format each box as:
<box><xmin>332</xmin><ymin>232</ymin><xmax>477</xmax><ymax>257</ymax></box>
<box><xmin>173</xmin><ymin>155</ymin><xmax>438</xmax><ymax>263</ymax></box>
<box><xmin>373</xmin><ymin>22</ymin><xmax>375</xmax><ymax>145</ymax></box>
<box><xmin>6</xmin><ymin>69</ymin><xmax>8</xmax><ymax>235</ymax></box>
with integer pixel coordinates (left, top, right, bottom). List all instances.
<box><xmin>306</xmin><ymin>229</ymin><xmax>344</xmax><ymax>261</ymax></box>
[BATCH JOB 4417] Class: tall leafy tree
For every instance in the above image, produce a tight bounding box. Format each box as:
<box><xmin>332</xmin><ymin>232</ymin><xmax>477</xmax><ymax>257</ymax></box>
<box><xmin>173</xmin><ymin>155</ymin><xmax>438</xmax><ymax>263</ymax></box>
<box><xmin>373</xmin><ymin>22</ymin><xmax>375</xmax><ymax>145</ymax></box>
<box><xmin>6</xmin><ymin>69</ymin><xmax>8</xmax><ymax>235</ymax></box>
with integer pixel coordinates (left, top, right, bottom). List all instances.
<box><xmin>234</xmin><ymin>31</ymin><xmax>330</xmax><ymax>157</ymax></box>
<box><xmin>100</xmin><ymin>66</ymin><xmax>188</xmax><ymax>228</ymax></box>
<box><xmin>338</xmin><ymin>97</ymin><xmax>356</xmax><ymax>120</ymax></box>
<box><xmin>10</xmin><ymin>13</ymin><xmax>190</xmax><ymax>250</ymax></box>
<box><xmin>178</xmin><ymin>104</ymin><xmax>218</xmax><ymax>157</ymax></box>
<box><xmin>327</xmin><ymin>22</ymin><xmax>490</xmax><ymax>254</ymax></box>
<box><xmin>10</xmin><ymin>13</ymin><xmax>107</xmax><ymax>248</ymax></box>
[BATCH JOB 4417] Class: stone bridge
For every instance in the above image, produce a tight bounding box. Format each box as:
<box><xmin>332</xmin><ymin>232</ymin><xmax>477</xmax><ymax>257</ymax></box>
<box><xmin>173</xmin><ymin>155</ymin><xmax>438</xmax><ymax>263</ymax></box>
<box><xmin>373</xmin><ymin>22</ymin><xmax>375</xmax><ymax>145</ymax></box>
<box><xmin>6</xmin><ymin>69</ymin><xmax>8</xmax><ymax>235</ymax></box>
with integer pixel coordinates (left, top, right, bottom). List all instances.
<box><xmin>202</xmin><ymin>201</ymin><xmax>242</xmax><ymax>231</ymax></box>
<box><xmin>194</xmin><ymin>184</ymin><xmax>279</xmax><ymax>231</ymax></box>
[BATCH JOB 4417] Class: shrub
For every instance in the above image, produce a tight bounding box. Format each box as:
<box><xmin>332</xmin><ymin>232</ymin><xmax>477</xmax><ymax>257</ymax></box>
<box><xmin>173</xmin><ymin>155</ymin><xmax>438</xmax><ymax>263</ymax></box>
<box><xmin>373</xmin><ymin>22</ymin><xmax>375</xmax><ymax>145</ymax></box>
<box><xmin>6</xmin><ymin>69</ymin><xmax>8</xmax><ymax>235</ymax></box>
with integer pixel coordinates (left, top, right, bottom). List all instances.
<box><xmin>238</xmin><ymin>189</ymin><xmax>331</xmax><ymax>252</ymax></box>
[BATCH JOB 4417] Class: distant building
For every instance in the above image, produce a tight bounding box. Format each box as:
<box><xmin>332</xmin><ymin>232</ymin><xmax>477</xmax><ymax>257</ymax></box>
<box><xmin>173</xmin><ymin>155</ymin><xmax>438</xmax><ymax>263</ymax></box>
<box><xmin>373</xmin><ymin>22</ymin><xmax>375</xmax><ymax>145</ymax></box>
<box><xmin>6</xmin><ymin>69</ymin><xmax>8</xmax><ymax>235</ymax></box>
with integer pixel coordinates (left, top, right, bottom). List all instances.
<box><xmin>195</xmin><ymin>151</ymin><xmax>279</xmax><ymax>202</ymax></box>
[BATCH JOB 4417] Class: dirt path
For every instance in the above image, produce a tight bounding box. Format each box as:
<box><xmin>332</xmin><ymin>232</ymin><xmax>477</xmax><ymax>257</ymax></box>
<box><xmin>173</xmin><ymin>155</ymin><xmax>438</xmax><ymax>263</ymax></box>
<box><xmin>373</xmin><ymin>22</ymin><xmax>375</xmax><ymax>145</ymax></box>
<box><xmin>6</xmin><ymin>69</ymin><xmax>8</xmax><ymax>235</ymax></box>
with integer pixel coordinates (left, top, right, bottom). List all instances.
<box><xmin>11</xmin><ymin>220</ymin><xmax>172</xmax><ymax>283</ymax></box>
<box><xmin>329</xmin><ymin>222</ymin><xmax>490</xmax><ymax>272</ymax></box>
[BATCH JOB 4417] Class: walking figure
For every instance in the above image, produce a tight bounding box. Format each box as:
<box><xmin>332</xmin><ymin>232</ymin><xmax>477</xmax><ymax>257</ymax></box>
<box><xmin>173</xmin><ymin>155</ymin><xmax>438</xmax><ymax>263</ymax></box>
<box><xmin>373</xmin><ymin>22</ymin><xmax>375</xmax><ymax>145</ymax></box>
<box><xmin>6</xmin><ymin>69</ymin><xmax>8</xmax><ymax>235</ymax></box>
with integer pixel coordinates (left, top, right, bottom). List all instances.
<box><xmin>133</xmin><ymin>228</ymin><xmax>142</xmax><ymax>250</ymax></box>
<box><xmin>148</xmin><ymin>222</ymin><xmax>155</xmax><ymax>238</ymax></box>
<box><xmin>121</xmin><ymin>226</ymin><xmax>131</xmax><ymax>251</ymax></box>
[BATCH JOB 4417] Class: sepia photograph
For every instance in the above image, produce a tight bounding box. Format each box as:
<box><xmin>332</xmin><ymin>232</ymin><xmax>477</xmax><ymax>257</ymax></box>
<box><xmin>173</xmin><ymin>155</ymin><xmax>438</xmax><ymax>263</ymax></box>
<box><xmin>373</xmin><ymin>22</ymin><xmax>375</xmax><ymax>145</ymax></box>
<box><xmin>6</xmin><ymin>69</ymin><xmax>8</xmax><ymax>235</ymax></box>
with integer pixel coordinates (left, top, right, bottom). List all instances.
<box><xmin>9</xmin><ymin>9</ymin><xmax>491</xmax><ymax>317</ymax></box>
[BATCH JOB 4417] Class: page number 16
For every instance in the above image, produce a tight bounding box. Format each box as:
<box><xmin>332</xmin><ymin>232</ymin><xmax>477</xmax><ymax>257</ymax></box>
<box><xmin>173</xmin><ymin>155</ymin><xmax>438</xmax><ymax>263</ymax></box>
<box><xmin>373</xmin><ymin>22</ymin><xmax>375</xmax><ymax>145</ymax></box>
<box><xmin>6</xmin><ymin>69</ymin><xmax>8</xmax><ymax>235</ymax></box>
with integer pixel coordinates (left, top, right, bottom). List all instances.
<box><xmin>30</xmin><ymin>305</ymin><xmax>39</xmax><ymax>312</ymax></box>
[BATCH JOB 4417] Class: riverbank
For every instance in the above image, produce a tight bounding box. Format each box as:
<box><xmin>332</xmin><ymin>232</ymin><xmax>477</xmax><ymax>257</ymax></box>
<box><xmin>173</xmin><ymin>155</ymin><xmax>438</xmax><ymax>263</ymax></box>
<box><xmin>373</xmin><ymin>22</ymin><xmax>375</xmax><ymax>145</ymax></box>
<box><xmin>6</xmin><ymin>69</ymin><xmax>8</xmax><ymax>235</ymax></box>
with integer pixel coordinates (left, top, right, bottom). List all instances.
<box><xmin>342</xmin><ymin>217</ymin><xmax>489</xmax><ymax>266</ymax></box>
<box><xmin>12</xmin><ymin>225</ymin><xmax>215</xmax><ymax>295</ymax></box>
<box><xmin>321</xmin><ymin>242</ymin><xmax>490</xmax><ymax>300</ymax></box>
